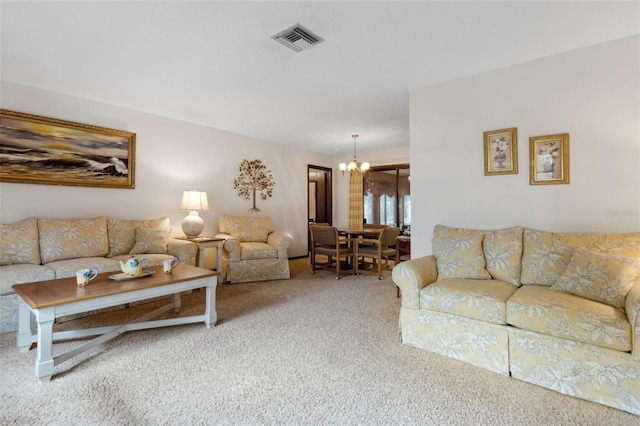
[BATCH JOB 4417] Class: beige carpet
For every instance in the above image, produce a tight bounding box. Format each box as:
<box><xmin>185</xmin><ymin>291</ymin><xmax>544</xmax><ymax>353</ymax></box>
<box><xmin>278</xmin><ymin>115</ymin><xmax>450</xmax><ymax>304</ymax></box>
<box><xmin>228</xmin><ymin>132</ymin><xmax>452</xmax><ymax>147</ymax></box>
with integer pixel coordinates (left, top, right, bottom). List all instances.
<box><xmin>0</xmin><ymin>259</ymin><xmax>637</xmax><ymax>425</ymax></box>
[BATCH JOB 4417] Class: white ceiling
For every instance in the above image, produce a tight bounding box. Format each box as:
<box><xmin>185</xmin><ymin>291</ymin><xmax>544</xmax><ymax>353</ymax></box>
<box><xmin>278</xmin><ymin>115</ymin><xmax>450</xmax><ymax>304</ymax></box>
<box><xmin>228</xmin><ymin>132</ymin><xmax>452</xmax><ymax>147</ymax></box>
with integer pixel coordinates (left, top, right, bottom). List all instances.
<box><xmin>1</xmin><ymin>1</ymin><xmax>638</xmax><ymax>155</ymax></box>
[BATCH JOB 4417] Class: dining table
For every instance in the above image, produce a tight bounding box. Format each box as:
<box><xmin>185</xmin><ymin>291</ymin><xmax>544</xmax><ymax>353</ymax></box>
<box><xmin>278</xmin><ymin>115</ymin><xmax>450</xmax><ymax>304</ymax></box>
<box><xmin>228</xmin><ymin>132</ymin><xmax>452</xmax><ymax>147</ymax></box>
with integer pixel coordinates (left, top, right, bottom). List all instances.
<box><xmin>336</xmin><ymin>227</ymin><xmax>384</xmax><ymax>269</ymax></box>
<box><xmin>336</xmin><ymin>227</ymin><xmax>383</xmax><ymax>238</ymax></box>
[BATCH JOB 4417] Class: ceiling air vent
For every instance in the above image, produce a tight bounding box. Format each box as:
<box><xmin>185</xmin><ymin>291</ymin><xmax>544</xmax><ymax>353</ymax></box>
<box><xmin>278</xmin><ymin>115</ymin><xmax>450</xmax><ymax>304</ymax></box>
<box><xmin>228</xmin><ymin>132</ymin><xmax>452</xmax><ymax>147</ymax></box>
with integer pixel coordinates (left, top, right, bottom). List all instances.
<box><xmin>271</xmin><ymin>23</ymin><xmax>324</xmax><ymax>52</ymax></box>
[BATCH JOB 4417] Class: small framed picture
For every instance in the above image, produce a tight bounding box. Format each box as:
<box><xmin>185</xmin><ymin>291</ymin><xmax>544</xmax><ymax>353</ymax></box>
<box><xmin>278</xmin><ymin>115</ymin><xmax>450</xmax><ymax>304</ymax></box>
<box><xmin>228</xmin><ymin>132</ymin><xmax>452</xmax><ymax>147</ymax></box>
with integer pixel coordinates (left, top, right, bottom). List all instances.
<box><xmin>483</xmin><ymin>127</ymin><xmax>518</xmax><ymax>176</ymax></box>
<box><xmin>529</xmin><ymin>133</ymin><xmax>569</xmax><ymax>185</ymax></box>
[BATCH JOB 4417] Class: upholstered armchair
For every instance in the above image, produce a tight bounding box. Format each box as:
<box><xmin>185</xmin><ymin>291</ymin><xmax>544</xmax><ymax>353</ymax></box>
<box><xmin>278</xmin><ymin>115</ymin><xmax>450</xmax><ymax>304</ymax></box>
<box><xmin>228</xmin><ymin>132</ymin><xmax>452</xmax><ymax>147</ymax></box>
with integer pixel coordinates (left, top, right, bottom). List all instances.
<box><xmin>215</xmin><ymin>215</ymin><xmax>293</xmax><ymax>283</ymax></box>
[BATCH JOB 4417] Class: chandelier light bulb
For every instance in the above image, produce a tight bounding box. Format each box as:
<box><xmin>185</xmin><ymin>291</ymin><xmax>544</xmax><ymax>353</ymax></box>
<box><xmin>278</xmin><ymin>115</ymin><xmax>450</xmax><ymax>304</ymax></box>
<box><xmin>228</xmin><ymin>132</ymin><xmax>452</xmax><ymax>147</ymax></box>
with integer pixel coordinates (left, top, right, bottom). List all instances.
<box><xmin>340</xmin><ymin>134</ymin><xmax>369</xmax><ymax>176</ymax></box>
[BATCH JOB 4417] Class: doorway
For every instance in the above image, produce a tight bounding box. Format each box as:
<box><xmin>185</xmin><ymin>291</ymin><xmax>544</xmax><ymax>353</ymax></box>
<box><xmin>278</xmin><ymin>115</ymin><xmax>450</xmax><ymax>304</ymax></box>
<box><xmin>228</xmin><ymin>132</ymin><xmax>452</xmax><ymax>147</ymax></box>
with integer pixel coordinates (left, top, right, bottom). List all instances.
<box><xmin>308</xmin><ymin>165</ymin><xmax>333</xmax><ymax>253</ymax></box>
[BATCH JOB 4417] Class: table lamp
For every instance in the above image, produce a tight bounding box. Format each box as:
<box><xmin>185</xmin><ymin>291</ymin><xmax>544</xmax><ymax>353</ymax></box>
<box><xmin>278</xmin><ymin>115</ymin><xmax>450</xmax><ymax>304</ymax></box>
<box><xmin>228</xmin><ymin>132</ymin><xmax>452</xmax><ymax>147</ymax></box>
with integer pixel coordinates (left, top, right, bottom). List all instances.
<box><xmin>180</xmin><ymin>190</ymin><xmax>209</xmax><ymax>238</ymax></box>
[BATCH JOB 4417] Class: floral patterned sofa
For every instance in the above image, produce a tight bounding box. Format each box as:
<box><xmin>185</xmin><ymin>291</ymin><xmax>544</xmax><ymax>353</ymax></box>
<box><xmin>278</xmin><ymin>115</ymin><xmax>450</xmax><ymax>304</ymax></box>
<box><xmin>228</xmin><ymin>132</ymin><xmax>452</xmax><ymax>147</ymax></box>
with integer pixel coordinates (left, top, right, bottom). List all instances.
<box><xmin>215</xmin><ymin>215</ymin><xmax>293</xmax><ymax>284</ymax></box>
<box><xmin>0</xmin><ymin>216</ymin><xmax>197</xmax><ymax>334</ymax></box>
<box><xmin>392</xmin><ymin>224</ymin><xmax>640</xmax><ymax>415</ymax></box>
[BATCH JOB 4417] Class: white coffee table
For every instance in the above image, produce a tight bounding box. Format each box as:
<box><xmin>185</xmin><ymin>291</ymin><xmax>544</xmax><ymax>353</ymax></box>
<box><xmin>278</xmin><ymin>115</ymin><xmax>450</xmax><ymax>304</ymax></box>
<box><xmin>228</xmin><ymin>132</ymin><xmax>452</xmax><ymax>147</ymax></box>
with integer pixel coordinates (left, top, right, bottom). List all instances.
<box><xmin>13</xmin><ymin>264</ymin><xmax>219</xmax><ymax>383</ymax></box>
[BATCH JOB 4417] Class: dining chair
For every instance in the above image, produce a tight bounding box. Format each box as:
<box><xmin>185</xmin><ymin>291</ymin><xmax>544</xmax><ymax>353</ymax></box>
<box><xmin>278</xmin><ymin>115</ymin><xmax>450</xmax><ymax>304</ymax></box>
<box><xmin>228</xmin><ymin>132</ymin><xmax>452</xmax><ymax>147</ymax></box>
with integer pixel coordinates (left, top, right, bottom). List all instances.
<box><xmin>359</xmin><ymin>224</ymin><xmax>388</xmax><ymax>248</ymax></box>
<box><xmin>356</xmin><ymin>227</ymin><xmax>401</xmax><ymax>279</ymax></box>
<box><xmin>309</xmin><ymin>225</ymin><xmax>356</xmax><ymax>279</ymax></box>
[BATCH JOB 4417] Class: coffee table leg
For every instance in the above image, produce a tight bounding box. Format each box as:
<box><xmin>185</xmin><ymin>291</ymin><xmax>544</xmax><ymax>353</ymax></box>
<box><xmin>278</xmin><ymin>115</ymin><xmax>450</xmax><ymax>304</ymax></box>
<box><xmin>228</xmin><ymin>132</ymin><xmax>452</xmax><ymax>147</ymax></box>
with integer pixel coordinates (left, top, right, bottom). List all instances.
<box><xmin>172</xmin><ymin>293</ymin><xmax>181</xmax><ymax>313</ymax></box>
<box><xmin>35</xmin><ymin>307</ymin><xmax>55</xmax><ymax>383</ymax></box>
<box><xmin>17</xmin><ymin>301</ymin><xmax>33</xmax><ymax>353</ymax></box>
<box><xmin>204</xmin><ymin>277</ymin><xmax>217</xmax><ymax>328</ymax></box>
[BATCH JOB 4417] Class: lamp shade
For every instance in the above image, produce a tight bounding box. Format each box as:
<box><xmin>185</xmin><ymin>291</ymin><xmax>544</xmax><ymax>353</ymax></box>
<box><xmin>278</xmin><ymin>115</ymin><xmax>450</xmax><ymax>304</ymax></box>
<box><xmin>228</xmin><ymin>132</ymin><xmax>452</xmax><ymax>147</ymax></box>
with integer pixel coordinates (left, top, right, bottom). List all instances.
<box><xmin>180</xmin><ymin>190</ymin><xmax>209</xmax><ymax>211</ymax></box>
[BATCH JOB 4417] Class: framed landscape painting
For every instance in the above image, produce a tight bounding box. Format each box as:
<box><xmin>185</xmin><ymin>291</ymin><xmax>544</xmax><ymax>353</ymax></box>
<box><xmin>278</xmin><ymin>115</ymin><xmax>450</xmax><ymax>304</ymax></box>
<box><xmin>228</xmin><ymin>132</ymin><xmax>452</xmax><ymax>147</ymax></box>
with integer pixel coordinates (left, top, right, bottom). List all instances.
<box><xmin>483</xmin><ymin>127</ymin><xmax>518</xmax><ymax>176</ymax></box>
<box><xmin>529</xmin><ymin>133</ymin><xmax>569</xmax><ymax>185</ymax></box>
<box><xmin>0</xmin><ymin>109</ymin><xmax>136</xmax><ymax>189</ymax></box>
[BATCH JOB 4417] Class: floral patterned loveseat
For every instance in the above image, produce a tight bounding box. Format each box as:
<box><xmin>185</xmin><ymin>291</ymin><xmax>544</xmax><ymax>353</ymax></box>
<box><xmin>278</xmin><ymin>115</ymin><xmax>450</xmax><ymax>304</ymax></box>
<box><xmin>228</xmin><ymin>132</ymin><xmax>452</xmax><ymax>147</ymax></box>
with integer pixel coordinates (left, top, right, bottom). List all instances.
<box><xmin>215</xmin><ymin>215</ymin><xmax>293</xmax><ymax>284</ymax></box>
<box><xmin>392</xmin><ymin>224</ymin><xmax>640</xmax><ymax>415</ymax></box>
<box><xmin>0</xmin><ymin>216</ymin><xmax>197</xmax><ymax>334</ymax></box>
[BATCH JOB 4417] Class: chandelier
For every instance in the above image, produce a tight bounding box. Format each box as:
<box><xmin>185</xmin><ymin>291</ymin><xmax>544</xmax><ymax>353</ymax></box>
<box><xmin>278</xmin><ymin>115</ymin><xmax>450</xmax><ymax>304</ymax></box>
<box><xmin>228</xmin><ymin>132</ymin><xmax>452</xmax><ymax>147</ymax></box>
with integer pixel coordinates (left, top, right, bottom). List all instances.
<box><xmin>339</xmin><ymin>134</ymin><xmax>370</xmax><ymax>176</ymax></box>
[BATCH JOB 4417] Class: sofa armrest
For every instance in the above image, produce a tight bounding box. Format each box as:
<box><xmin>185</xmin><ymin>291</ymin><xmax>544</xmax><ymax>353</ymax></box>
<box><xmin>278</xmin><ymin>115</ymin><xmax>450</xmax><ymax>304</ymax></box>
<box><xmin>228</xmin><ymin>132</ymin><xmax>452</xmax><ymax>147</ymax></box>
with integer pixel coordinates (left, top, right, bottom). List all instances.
<box><xmin>267</xmin><ymin>232</ymin><xmax>293</xmax><ymax>259</ymax></box>
<box><xmin>168</xmin><ymin>238</ymin><xmax>197</xmax><ymax>263</ymax></box>
<box><xmin>625</xmin><ymin>282</ymin><xmax>640</xmax><ymax>360</ymax></box>
<box><xmin>391</xmin><ymin>255</ymin><xmax>438</xmax><ymax>310</ymax></box>
<box><xmin>216</xmin><ymin>233</ymin><xmax>241</xmax><ymax>262</ymax></box>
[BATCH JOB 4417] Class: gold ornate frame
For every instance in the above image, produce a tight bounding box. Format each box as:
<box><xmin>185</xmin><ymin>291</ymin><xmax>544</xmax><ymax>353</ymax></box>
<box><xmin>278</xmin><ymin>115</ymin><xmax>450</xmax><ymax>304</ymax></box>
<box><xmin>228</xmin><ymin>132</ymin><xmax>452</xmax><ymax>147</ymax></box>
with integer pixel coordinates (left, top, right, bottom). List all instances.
<box><xmin>529</xmin><ymin>133</ymin><xmax>569</xmax><ymax>185</ymax></box>
<box><xmin>0</xmin><ymin>109</ymin><xmax>135</xmax><ymax>189</ymax></box>
<box><xmin>483</xmin><ymin>127</ymin><xmax>518</xmax><ymax>176</ymax></box>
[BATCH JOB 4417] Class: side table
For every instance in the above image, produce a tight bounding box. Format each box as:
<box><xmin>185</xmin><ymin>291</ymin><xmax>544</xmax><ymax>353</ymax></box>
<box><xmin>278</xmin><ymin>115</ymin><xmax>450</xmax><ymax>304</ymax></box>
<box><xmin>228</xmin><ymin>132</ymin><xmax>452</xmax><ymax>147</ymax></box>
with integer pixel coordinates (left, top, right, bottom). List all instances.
<box><xmin>395</xmin><ymin>236</ymin><xmax>411</xmax><ymax>263</ymax></box>
<box><xmin>176</xmin><ymin>236</ymin><xmax>225</xmax><ymax>283</ymax></box>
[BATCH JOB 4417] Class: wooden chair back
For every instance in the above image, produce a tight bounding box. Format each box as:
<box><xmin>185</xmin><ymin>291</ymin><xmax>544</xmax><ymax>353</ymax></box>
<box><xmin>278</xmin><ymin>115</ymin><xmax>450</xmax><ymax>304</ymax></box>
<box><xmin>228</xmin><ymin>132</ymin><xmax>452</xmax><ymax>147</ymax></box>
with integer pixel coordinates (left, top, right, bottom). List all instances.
<box><xmin>309</xmin><ymin>225</ymin><xmax>337</xmax><ymax>246</ymax></box>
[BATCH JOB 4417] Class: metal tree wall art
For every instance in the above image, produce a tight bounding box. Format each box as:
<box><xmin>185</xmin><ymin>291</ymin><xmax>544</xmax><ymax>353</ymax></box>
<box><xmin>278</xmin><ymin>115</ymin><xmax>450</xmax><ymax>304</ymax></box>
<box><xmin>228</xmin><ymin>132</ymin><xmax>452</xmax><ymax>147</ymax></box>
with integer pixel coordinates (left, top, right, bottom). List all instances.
<box><xmin>233</xmin><ymin>159</ymin><xmax>275</xmax><ymax>212</ymax></box>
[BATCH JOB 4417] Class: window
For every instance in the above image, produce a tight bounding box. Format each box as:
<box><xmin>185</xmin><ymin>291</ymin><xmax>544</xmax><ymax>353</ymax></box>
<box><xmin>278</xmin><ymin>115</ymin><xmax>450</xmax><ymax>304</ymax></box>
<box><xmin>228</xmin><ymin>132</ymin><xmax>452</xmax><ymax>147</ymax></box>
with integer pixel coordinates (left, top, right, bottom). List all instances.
<box><xmin>403</xmin><ymin>195</ymin><xmax>411</xmax><ymax>226</ymax></box>
<box><xmin>380</xmin><ymin>194</ymin><xmax>396</xmax><ymax>225</ymax></box>
<box><xmin>364</xmin><ymin>193</ymin><xmax>374</xmax><ymax>225</ymax></box>
<box><xmin>363</xmin><ymin>164</ymin><xmax>410</xmax><ymax>229</ymax></box>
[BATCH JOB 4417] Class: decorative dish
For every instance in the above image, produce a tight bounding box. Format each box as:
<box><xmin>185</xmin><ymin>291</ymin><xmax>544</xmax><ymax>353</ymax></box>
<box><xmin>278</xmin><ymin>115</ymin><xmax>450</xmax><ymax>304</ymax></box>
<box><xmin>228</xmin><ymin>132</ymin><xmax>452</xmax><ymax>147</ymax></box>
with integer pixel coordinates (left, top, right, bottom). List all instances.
<box><xmin>108</xmin><ymin>270</ymin><xmax>155</xmax><ymax>281</ymax></box>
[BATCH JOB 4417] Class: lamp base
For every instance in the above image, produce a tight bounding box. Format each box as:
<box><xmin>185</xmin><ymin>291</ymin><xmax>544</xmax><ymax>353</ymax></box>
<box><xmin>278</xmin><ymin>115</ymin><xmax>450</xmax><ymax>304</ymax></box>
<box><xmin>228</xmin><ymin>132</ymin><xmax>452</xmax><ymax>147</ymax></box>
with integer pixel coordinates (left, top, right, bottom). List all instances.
<box><xmin>182</xmin><ymin>211</ymin><xmax>204</xmax><ymax>238</ymax></box>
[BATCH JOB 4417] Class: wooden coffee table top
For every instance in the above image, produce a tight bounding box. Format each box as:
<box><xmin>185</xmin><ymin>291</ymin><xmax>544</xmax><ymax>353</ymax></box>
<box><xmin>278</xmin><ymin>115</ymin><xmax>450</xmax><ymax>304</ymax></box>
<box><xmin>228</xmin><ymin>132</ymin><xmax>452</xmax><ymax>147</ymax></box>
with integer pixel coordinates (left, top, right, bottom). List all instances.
<box><xmin>12</xmin><ymin>264</ymin><xmax>218</xmax><ymax>309</ymax></box>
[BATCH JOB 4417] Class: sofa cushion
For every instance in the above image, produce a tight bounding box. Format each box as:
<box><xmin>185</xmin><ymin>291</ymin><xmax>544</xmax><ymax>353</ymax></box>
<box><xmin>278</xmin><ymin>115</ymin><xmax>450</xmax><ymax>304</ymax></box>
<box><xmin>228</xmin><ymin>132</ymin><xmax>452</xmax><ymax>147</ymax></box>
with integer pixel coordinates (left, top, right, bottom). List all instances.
<box><xmin>507</xmin><ymin>285</ymin><xmax>631</xmax><ymax>352</ymax></box>
<box><xmin>520</xmin><ymin>229</ymin><xmax>606</xmax><ymax>286</ymax></box>
<box><xmin>420</xmin><ymin>278</ymin><xmax>518</xmax><ymax>325</ymax></box>
<box><xmin>432</xmin><ymin>225</ymin><xmax>491</xmax><ymax>280</ymax></box>
<box><xmin>129</xmin><ymin>226</ymin><xmax>171</xmax><ymax>255</ymax></box>
<box><xmin>219</xmin><ymin>216</ymin><xmax>273</xmax><ymax>243</ymax></box>
<box><xmin>45</xmin><ymin>257</ymin><xmax>121</xmax><ymax>278</ymax></box>
<box><xmin>38</xmin><ymin>217</ymin><xmax>109</xmax><ymax>264</ymax></box>
<box><xmin>483</xmin><ymin>226</ymin><xmax>523</xmax><ymax>287</ymax></box>
<box><xmin>551</xmin><ymin>250</ymin><xmax>640</xmax><ymax>311</ymax></box>
<box><xmin>107</xmin><ymin>217</ymin><xmax>171</xmax><ymax>257</ymax></box>
<box><xmin>0</xmin><ymin>264</ymin><xmax>55</xmax><ymax>295</ymax></box>
<box><xmin>240</xmin><ymin>242</ymin><xmax>278</xmax><ymax>260</ymax></box>
<box><xmin>0</xmin><ymin>217</ymin><xmax>41</xmax><ymax>266</ymax></box>
<box><xmin>603</xmin><ymin>232</ymin><xmax>640</xmax><ymax>258</ymax></box>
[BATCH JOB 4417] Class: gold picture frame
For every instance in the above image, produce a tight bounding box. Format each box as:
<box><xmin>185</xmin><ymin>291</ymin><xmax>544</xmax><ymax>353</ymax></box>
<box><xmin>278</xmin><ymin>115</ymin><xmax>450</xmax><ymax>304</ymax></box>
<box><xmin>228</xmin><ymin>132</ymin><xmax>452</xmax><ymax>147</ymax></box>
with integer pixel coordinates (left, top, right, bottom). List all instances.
<box><xmin>483</xmin><ymin>127</ymin><xmax>518</xmax><ymax>175</ymax></box>
<box><xmin>529</xmin><ymin>133</ymin><xmax>569</xmax><ymax>185</ymax></box>
<box><xmin>0</xmin><ymin>109</ymin><xmax>135</xmax><ymax>189</ymax></box>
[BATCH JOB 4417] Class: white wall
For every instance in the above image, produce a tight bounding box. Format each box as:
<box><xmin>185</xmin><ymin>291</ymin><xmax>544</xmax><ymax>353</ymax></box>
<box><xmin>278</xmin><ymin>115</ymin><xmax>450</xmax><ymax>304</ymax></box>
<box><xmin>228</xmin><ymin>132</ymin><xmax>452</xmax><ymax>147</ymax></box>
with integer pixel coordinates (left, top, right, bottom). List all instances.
<box><xmin>410</xmin><ymin>35</ymin><xmax>640</xmax><ymax>258</ymax></box>
<box><xmin>0</xmin><ymin>82</ymin><xmax>333</xmax><ymax>263</ymax></box>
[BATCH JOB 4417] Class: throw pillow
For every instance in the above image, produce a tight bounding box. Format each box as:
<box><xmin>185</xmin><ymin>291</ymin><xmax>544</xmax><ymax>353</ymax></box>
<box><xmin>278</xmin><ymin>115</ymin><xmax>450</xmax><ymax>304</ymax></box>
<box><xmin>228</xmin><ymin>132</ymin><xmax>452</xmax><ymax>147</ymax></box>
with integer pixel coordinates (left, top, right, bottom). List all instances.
<box><xmin>432</xmin><ymin>225</ymin><xmax>491</xmax><ymax>280</ymax></box>
<box><xmin>0</xmin><ymin>217</ymin><xmax>41</xmax><ymax>265</ymax></box>
<box><xmin>551</xmin><ymin>250</ymin><xmax>640</xmax><ymax>310</ymax></box>
<box><xmin>107</xmin><ymin>217</ymin><xmax>170</xmax><ymax>257</ymax></box>
<box><xmin>483</xmin><ymin>226</ymin><xmax>524</xmax><ymax>286</ymax></box>
<box><xmin>520</xmin><ymin>229</ymin><xmax>608</xmax><ymax>286</ymax></box>
<box><xmin>130</xmin><ymin>227</ymin><xmax>171</xmax><ymax>254</ymax></box>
